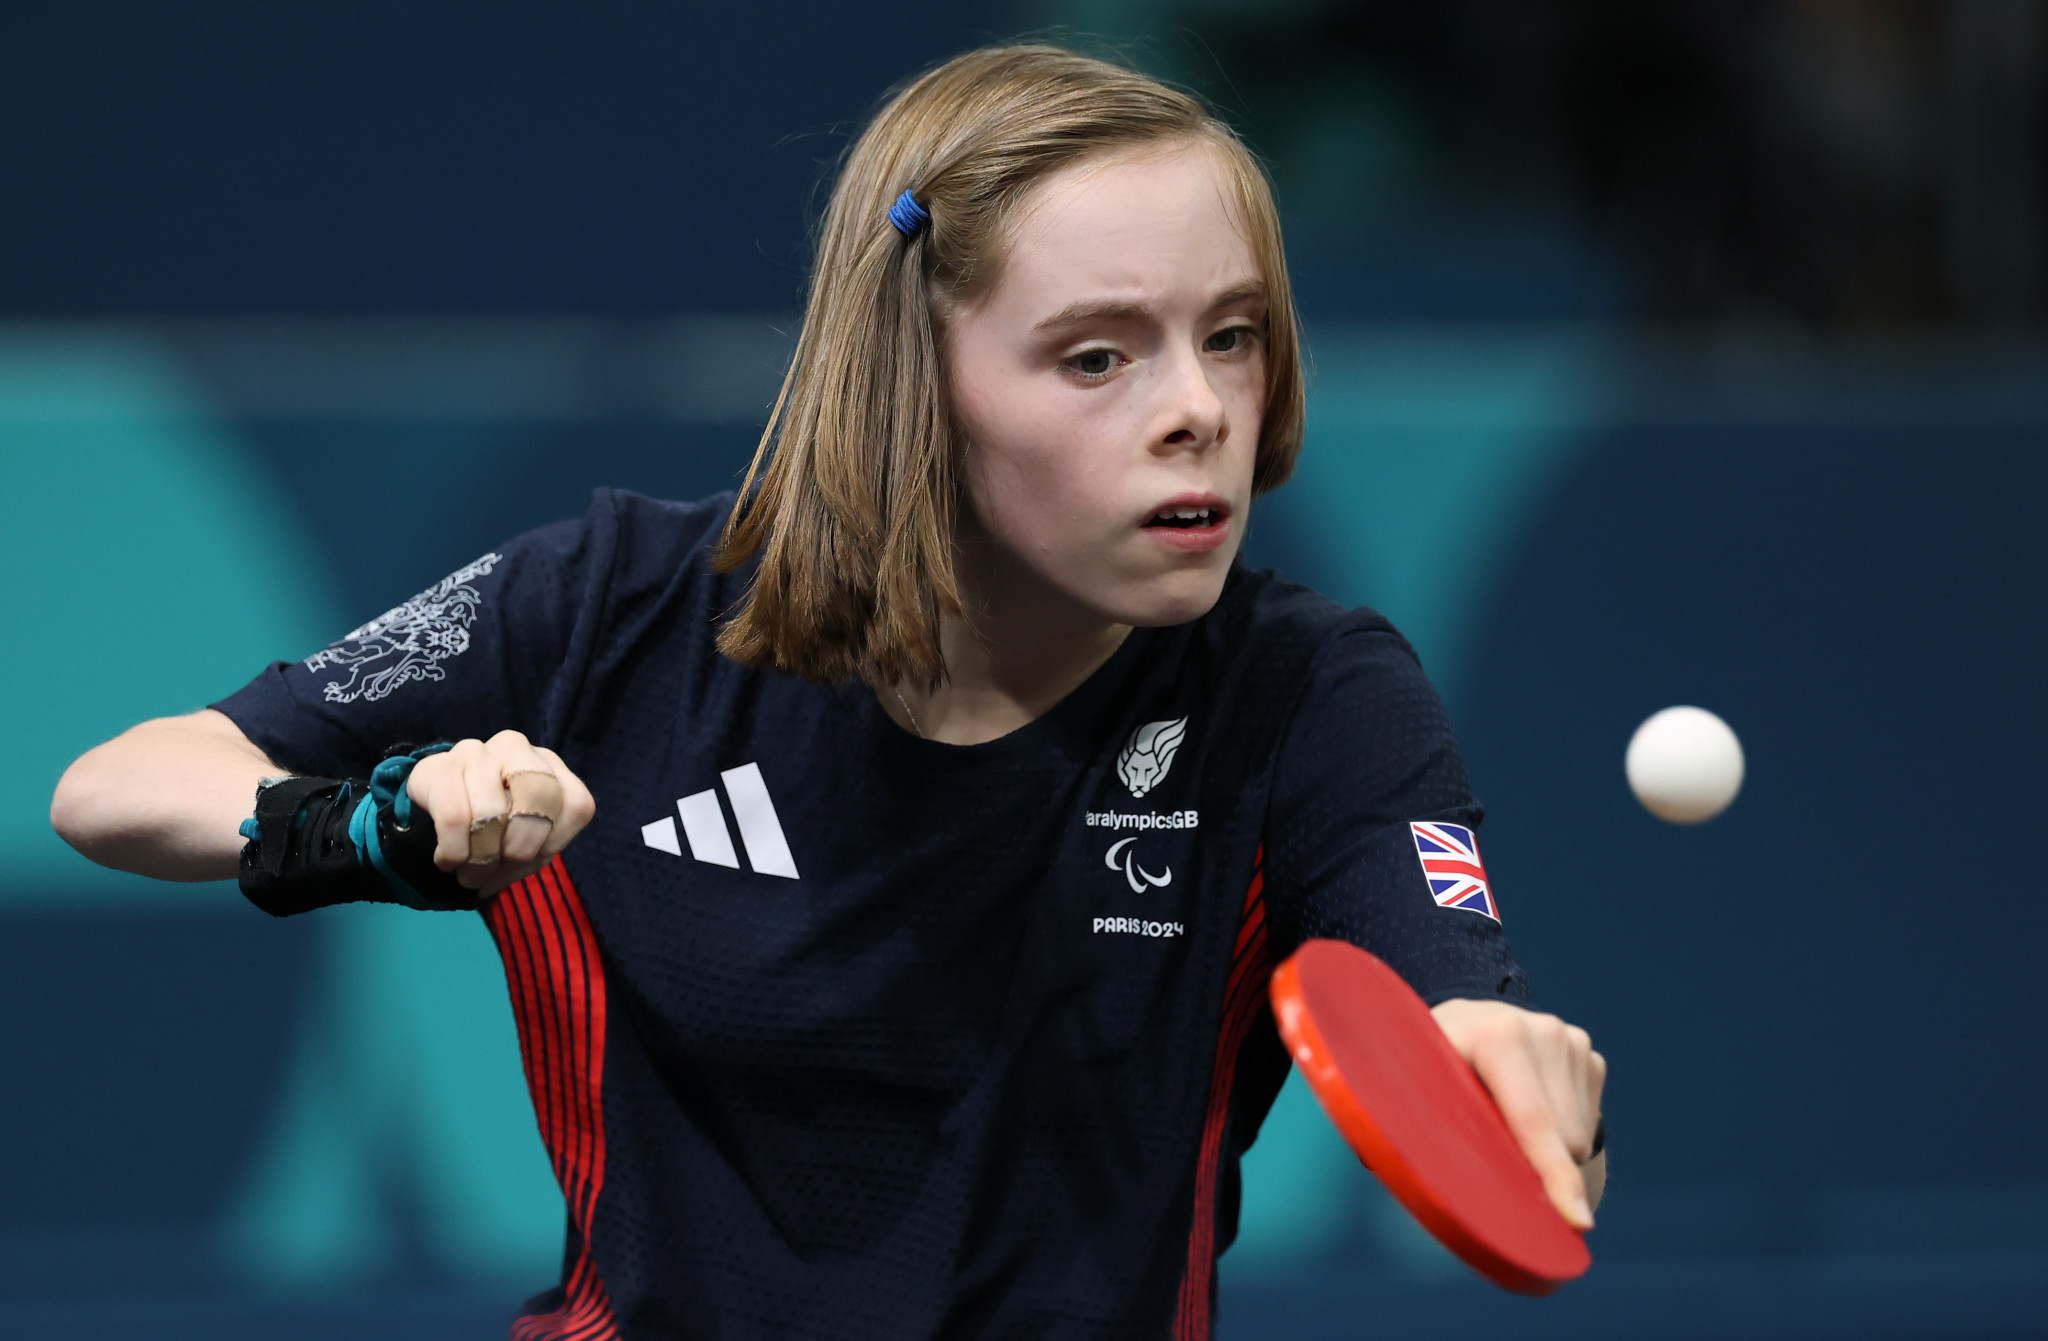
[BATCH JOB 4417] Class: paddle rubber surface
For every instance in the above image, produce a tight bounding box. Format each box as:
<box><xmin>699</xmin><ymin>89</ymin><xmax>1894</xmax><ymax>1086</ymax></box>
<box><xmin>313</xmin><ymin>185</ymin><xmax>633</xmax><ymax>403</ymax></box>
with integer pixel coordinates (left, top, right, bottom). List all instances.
<box><xmin>1269</xmin><ymin>939</ymin><xmax>1591</xmax><ymax>1294</ymax></box>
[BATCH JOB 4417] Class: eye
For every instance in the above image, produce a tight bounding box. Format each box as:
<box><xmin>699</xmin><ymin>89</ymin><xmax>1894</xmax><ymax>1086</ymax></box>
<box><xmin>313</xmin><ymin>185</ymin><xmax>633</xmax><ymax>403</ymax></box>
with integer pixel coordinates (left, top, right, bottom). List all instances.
<box><xmin>1064</xmin><ymin>347</ymin><xmax>1123</xmax><ymax>380</ymax></box>
<box><xmin>1204</xmin><ymin>325</ymin><xmax>1256</xmax><ymax>354</ymax></box>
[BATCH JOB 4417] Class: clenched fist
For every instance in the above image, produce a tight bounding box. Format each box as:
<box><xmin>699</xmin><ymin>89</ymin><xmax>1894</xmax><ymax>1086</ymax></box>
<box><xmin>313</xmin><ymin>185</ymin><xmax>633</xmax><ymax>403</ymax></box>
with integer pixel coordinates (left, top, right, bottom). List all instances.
<box><xmin>404</xmin><ymin>731</ymin><xmax>597</xmax><ymax>895</ymax></box>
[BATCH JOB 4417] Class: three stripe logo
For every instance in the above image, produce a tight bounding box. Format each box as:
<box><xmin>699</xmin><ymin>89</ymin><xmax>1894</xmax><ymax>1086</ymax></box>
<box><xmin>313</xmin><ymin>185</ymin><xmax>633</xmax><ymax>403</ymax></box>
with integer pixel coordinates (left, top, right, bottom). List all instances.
<box><xmin>640</xmin><ymin>762</ymin><xmax>800</xmax><ymax>880</ymax></box>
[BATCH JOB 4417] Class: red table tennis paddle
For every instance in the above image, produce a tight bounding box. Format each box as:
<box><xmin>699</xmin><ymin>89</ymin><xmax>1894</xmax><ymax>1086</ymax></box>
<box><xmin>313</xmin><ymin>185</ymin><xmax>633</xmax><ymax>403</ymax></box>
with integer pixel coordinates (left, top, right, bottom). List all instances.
<box><xmin>1269</xmin><ymin>938</ymin><xmax>1592</xmax><ymax>1295</ymax></box>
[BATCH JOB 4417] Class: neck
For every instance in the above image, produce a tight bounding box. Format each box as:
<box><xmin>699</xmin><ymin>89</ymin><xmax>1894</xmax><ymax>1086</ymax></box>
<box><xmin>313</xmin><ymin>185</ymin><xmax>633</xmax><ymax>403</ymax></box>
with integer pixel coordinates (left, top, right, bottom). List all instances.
<box><xmin>887</xmin><ymin>536</ymin><xmax>1131</xmax><ymax>746</ymax></box>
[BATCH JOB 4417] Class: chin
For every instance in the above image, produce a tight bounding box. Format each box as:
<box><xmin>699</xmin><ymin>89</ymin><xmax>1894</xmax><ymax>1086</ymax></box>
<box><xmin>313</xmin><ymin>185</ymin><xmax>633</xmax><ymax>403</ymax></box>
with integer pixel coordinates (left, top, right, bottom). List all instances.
<box><xmin>1114</xmin><ymin>565</ymin><xmax>1233</xmax><ymax>629</ymax></box>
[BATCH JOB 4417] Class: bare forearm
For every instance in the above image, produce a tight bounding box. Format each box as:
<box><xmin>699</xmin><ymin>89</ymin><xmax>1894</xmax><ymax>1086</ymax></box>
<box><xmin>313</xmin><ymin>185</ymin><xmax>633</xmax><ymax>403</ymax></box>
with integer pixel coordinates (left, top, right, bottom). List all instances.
<box><xmin>51</xmin><ymin>709</ymin><xmax>281</xmax><ymax>882</ymax></box>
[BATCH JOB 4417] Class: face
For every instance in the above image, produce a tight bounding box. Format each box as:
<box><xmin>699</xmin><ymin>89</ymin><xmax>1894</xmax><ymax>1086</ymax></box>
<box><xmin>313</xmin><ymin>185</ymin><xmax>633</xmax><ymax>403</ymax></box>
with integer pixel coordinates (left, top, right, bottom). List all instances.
<box><xmin>946</xmin><ymin>139</ymin><xmax>1267</xmax><ymax>630</ymax></box>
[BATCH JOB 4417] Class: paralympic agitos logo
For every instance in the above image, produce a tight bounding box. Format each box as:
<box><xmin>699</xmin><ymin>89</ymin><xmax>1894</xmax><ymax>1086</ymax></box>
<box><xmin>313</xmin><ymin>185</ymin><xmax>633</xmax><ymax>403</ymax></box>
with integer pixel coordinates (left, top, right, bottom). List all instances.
<box><xmin>1104</xmin><ymin>835</ymin><xmax>1171</xmax><ymax>894</ymax></box>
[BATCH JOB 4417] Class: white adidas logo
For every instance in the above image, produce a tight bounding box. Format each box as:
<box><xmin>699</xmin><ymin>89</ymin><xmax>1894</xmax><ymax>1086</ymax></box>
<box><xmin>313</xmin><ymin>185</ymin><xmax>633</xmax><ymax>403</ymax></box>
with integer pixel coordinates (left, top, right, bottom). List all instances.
<box><xmin>640</xmin><ymin>762</ymin><xmax>800</xmax><ymax>880</ymax></box>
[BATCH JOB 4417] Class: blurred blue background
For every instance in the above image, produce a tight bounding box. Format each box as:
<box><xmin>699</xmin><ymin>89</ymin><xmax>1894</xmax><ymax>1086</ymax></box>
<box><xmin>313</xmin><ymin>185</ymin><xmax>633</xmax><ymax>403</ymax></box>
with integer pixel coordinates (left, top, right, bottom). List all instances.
<box><xmin>4</xmin><ymin>2</ymin><xmax>2046</xmax><ymax>1338</ymax></box>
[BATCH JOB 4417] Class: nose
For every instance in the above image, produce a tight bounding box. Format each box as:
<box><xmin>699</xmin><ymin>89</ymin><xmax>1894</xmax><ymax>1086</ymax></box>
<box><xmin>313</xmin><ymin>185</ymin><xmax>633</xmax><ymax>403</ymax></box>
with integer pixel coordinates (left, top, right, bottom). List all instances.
<box><xmin>1153</xmin><ymin>345</ymin><xmax>1228</xmax><ymax>455</ymax></box>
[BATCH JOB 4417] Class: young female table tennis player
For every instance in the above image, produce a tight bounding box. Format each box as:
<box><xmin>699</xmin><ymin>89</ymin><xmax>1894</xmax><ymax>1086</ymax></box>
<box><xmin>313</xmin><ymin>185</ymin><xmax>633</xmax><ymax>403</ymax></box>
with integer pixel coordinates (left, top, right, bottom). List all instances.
<box><xmin>54</xmin><ymin>45</ymin><xmax>1603</xmax><ymax>1339</ymax></box>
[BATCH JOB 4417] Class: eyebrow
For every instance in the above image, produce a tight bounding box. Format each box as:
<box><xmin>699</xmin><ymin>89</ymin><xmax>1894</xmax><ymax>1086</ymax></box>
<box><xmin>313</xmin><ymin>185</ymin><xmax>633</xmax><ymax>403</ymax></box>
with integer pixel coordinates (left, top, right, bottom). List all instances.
<box><xmin>1031</xmin><ymin>279</ymin><xmax>1268</xmax><ymax>334</ymax></box>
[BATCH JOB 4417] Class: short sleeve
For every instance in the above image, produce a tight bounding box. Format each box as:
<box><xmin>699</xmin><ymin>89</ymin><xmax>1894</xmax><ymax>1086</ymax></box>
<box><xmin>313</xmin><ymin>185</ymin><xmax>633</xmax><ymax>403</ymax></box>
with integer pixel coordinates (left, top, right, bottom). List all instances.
<box><xmin>210</xmin><ymin>496</ymin><xmax>614</xmax><ymax>781</ymax></box>
<box><xmin>1263</xmin><ymin>627</ymin><xmax>1531</xmax><ymax>1007</ymax></box>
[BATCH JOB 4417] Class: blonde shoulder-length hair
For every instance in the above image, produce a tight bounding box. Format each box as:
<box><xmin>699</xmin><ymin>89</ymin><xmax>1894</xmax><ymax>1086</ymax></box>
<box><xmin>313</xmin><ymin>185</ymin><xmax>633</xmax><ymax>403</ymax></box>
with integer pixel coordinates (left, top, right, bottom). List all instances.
<box><xmin>714</xmin><ymin>44</ymin><xmax>1304</xmax><ymax>686</ymax></box>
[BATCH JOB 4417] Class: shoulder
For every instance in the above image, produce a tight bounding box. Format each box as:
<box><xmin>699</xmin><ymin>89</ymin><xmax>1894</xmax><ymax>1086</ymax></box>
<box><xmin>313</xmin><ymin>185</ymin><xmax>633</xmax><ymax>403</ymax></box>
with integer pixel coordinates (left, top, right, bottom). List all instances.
<box><xmin>481</xmin><ymin>488</ymin><xmax>734</xmax><ymax>590</ymax></box>
<box><xmin>579</xmin><ymin>487</ymin><xmax>736</xmax><ymax>578</ymax></box>
<box><xmin>540</xmin><ymin>487</ymin><xmax>739</xmax><ymax>617</ymax></box>
<box><xmin>1198</xmin><ymin>564</ymin><xmax>1418</xmax><ymax>697</ymax></box>
<box><xmin>1201</xmin><ymin>565</ymin><xmax>1456</xmax><ymax>782</ymax></box>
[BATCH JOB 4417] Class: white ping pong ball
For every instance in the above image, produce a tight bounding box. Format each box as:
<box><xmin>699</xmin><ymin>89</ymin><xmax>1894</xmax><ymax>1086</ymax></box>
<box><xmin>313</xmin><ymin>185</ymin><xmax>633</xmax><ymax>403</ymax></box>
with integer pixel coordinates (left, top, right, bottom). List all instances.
<box><xmin>1625</xmin><ymin>706</ymin><xmax>1744</xmax><ymax>824</ymax></box>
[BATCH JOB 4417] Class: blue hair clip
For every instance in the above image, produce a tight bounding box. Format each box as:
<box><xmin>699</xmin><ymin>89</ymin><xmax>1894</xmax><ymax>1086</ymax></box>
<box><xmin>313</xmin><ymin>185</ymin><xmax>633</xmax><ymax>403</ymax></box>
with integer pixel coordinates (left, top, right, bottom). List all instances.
<box><xmin>888</xmin><ymin>188</ymin><xmax>930</xmax><ymax>238</ymax></box>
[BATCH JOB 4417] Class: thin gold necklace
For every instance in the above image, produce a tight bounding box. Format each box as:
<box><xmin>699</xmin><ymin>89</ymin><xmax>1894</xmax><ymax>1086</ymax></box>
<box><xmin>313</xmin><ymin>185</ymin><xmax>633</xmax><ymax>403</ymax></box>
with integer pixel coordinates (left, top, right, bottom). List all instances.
<box><xmin>891</xmin><ymin>685</ymin><xmax>924</xmax><ymax>738</ymax></box>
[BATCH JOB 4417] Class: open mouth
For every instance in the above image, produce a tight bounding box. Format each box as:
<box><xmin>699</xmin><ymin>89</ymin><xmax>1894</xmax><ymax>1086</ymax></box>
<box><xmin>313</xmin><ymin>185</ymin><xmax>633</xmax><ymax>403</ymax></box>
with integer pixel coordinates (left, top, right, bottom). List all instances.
<box><xmin>1143</xmin><ymin>504</ymin><xmax>1226</xmax><ymax>530</ymax></box>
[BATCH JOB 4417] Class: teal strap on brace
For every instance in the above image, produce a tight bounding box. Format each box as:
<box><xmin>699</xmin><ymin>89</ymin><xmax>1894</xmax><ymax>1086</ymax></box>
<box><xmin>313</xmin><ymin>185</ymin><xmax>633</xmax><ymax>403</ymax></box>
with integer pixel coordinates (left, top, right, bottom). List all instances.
<box><xmin>348</xmin><ymin>743</ymin><xmax>456</xmax><ymax>908</ymax></box>
<box><xmin>345</xmin><ymin>791</ymin><xmax>413</xmax><ymax>902</ymax></box>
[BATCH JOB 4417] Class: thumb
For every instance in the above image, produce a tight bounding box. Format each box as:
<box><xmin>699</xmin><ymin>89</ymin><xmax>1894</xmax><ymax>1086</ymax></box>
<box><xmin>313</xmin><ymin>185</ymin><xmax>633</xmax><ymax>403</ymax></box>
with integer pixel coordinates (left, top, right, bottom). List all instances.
<box><xmin>1518</xmin><ymin>1123</ymin><xmax>1593</xmax><ymax>1231</ymax></box>
<box><xmin>1463</xmin><ymin>1028</ymin><xmax>1596</xmax><ymax>1232</ymax></box>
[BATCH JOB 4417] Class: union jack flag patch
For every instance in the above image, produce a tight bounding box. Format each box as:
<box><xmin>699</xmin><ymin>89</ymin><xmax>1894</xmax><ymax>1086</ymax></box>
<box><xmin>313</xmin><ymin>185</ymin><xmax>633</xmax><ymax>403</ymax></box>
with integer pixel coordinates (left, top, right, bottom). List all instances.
<box><xmin>1410</xmin><ymin>821</ymin><xmax>1498</xmax><ymax>922</ymax></box>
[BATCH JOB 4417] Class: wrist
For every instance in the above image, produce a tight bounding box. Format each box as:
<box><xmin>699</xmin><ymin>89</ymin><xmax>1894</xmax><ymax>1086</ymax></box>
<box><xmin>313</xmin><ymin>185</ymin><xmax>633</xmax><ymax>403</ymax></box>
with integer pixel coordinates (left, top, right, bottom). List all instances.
<box><xmin>236</xmin><ymin>744</ymin><xmax>473</xmax><ymax>916</ymax></box>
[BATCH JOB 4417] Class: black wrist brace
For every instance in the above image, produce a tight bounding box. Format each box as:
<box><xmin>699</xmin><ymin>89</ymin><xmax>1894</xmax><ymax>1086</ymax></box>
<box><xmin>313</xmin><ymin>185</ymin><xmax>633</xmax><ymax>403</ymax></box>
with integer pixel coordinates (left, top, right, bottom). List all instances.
<box><xmin>237</xmin><ymin>750</ymin><xmax>477</xmax><ymax>917</ymax></box>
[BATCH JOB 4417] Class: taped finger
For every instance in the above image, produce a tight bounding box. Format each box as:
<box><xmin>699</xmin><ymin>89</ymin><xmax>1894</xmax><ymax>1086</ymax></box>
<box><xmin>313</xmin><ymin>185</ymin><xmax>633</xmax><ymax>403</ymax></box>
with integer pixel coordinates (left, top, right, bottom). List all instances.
<box><xmin>463</xmin><ymin>751</ymin><xmax>510</xmax><ymax>850</ymax></box>
<box><xmin>468</xmin><ymin>813</ymin><xmax>506</xmax><ymax>867</ymax></box>
<box><xmin>505</xmin><ymin>768</ymin><xmax>564</xmax><ymax>823</ymax></box>
<box><xmin>532</xmin><ymin>747</ymin><xmax>594</xmax><ymax>860</ymax></box>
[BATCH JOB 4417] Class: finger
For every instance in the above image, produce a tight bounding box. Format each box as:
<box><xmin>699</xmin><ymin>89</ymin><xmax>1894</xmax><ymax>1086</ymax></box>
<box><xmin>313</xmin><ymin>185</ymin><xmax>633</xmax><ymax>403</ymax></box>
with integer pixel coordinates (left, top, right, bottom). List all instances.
<box><xmin>502</xmin><ymin>815</ymin><xmax>552</xmax><ymax>867</ymax></box>
<box><xmin>1527</xmin><ymin>1125</ymin><xmax>1592</xmax><ymax>1232</ymax></box>
<box><xmin>1536</xmin><ymin>1034</ymin><xmax>1599</xmax><ymax>1163</ymax></box>
<box><xmin>1561</xmin><ymin>1034</ymin><xmax>1606</xmax><ymax>1161</ymax></box>
<box><xmin>1517</xmin><ymin>1014</ymin><xmax>1600</xmax><ymax>1162</ymax></box>
<box><xmin>501</xmin><ymin>771</ymin><xmax>561</xmax><ymax>866</ymax></box>
<box><xmin>477</xmin><ymin>732</ymin><xmax>559</xmax><ymax>864</ymax></box>
<box><xmin>1473</xmin><ymin>1042</ymin><xmax>1595</xmax><ymax>1230</ymax></box>
<box><xmin>532</xmin><ymin>747</ymin><xmax>596</xmax><ymax>861</ymax></box>
<box><xmin>410</xmin><ymin>743</ymin><xmax>479</xmax><ymax>870</ymax></box>
<box><xmin>506</xmin><ymin>769</ymin><xmax>564</xmax><ymax>820</ymax></box>
<box><xmin>464</xmin><ymin>757</ymin><xmax>509</xmax><ymax>869</ymax></box>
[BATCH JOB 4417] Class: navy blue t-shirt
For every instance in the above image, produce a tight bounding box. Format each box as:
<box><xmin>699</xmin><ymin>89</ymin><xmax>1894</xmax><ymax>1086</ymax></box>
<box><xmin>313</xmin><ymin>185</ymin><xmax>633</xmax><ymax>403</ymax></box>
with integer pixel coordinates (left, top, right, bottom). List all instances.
<box><xmin>213</xmin><ymin>489</ymin><xmax>1529</xmax><ymax>1341</ymax></box>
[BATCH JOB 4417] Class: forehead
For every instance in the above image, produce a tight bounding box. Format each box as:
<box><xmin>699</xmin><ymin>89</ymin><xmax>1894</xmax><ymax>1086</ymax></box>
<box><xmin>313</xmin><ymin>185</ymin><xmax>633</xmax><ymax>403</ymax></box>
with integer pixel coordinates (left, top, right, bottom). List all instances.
<box><xmin>988</xmin><ymin>140</ymin><xmax>1260</xmax><ymax>314</ymax></box>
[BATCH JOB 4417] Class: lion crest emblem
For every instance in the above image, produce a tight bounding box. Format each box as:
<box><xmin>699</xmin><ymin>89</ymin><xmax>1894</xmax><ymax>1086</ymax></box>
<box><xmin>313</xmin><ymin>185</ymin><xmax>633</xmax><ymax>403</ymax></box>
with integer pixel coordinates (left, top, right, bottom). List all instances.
<box><xmin>303</xmin><ymin>552</ymin><xmax>504</xmax><ymax>704</ymax></box>
<box><xmin>1116</xmin><ymin>717</ymin><xmax>1189</xmax><ymax>798</ymax></box>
